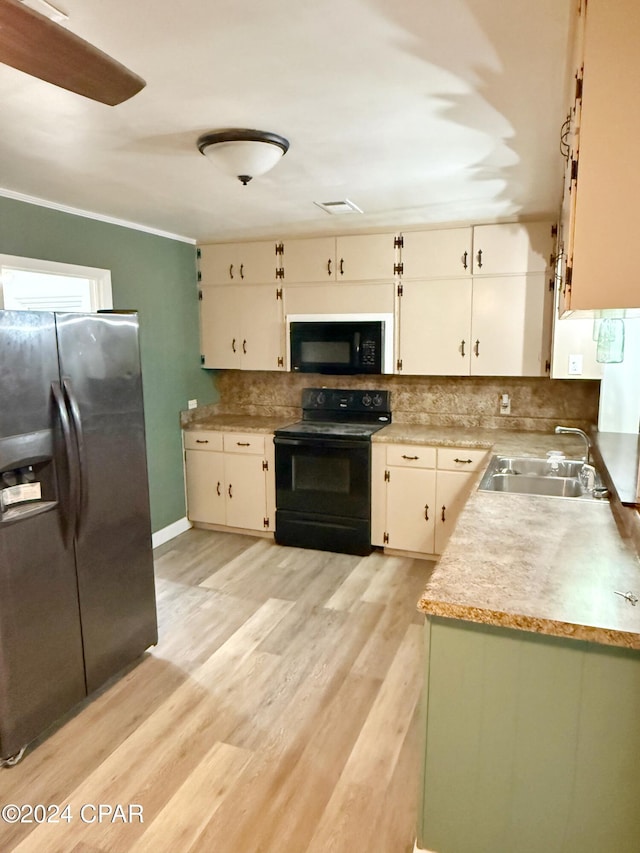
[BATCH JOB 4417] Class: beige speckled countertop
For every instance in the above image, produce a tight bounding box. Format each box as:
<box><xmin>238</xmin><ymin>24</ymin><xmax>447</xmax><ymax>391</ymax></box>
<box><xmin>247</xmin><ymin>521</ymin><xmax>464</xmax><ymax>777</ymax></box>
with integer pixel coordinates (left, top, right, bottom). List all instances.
<box><xmin>402</xmin><ymin>425</ymin><xmax>640</xmax><ymax>650</ymax></box>
<box><xmin>183</xmin><ymin>414</ymin><xmax>296</xmax><ymax>434</ymax></box>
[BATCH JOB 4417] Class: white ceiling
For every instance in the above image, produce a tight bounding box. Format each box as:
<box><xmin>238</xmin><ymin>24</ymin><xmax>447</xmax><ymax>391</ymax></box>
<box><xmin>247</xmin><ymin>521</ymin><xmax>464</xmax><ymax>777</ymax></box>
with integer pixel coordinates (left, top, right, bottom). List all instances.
<box><xmin>0</xmin><ymin>0</ymin><xmax>574</xmax><ymax>244</ymax></box>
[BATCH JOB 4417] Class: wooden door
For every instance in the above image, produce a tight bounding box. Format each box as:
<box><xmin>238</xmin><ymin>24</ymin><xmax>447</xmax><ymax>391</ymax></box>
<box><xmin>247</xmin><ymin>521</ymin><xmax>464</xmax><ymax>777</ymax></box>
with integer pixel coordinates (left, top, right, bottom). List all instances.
<box><xmin>199</xmin><ymin>285</ymin><xmax>243</xmax><ymax>368</ymax></box>
<box><xmin>224</xmin><ymin>454</ymin><xmax>268</xmax><ymax>531</ymax></box>
<box><xmin>472</xmin><ymin>222</ymin><xmax>553</xmax><ymax>276</ymax></box>
<box><xmin>335</xmin><ymin>233</ymin><xmax>398</xmax><ymax>281</ymax></box>
<box><xmin>470</xmin><ymin>274</ymin><xmax>549</xmax><ymax>376</ymax></box>
<box><xmin>282</xmin><ymin>237</ymin><xmax>336</xmax><ymax>283</ymax></box>
<box><xmin>398</xmin><ymin>279</ymin><xmax>472</xmax><ymax>375</ymax></box>
<box><xmin>185</xmin><ymin>449</ymin><xmax>225</xmax><ymax>524</ymax></box>
<box><xmin>400</xmin><ymin>228</ymin><xmax>472</xmax><ymax>279</ymax></box>
<box><xmin>385</xmin><ymin>466</ymin><xmax>436</xmax><ymax>554</ymax></box>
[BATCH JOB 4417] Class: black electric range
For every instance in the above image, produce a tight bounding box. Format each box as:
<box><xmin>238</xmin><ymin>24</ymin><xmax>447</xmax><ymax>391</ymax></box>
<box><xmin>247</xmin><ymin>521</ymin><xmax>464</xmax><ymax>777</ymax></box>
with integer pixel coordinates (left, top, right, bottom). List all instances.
<box><xmin>274</xmin><ymin>388</ymin><xmax>391</xmax><ymax>555</ymax></box>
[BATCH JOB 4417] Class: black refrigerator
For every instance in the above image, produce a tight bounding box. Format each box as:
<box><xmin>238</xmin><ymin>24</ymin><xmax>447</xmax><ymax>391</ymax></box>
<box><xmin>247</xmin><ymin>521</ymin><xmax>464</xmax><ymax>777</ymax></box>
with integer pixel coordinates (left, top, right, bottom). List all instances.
<box><xmin>0</xmin><ymin>310</ymin><xmax>158</xmax><ymax>765</ymax></box>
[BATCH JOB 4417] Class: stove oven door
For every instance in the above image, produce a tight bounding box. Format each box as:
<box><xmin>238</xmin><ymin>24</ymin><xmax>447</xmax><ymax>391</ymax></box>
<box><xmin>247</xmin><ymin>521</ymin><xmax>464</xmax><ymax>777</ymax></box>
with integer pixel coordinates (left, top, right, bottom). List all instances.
<box><xmin>274</xmin><ymin>435</ymin><xmax>372</xmax><ymax>555</ymax></box>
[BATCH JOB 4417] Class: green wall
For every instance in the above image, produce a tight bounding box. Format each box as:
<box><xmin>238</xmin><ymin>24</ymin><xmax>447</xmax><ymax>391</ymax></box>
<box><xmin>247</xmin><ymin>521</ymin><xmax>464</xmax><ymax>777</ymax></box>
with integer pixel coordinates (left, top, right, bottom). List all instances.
<box><xmin>0</xmin><ymin>195</ymin><xmax>218</xmax><ymax>533</ymax></box>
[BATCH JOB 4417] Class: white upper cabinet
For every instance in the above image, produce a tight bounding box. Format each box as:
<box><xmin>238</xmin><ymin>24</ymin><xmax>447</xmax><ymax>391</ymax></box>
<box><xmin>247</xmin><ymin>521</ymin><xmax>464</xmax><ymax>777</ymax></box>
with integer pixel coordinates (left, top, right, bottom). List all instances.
<box><xmin>471</xmin><ymin>222</ymin><xmax>555</xmax><ymax>276</ymax></box>
<box><xmin>398</xmin><ymin>279</ymin><xmax>472</xmax><ymax>375</ymax></box>
<box><xmin>397</xmin><ymin>274</ymin><xmax>551</xmax><ymax>377</ymax></box>
<box><xmin>399</xmin><ymin>228</ymin><xmax>473</xmax><ymax>279</ymax></box>
<box><xmin>469</xmin><ymin>274</ymin><xmax>551</xmax><ymax>376</ymax></box>
<box><xmin>563</xmin><ymin>0</ymin><xmax>640</xmax><ymax>310</ymax></box>
<box><xmin>199</xmin><ymin>240</ymin><xmax>283</xmax><ymax>284</ymax></box>
<box><xmin>335</xmin><ymin>233</ymin><xmax>399</xmax><ymax>281</ymax></box>
<box><xmin>199</xmin><ymin>284</ymin><xmax>285</xmax><ymax>371</ymax></box>
<box><xmin>281</xmin><ymin>237</ymin><xmax>337</xmax><ymax>283</ymax></box>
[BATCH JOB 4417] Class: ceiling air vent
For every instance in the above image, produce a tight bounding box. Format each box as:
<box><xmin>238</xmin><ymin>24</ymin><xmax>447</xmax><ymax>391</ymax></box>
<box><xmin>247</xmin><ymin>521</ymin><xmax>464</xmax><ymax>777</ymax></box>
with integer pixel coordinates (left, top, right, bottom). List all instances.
<box><xmin>314</xmin><ymin>199</ymin><xmax>363</xmax><ymax>215</ymax></box>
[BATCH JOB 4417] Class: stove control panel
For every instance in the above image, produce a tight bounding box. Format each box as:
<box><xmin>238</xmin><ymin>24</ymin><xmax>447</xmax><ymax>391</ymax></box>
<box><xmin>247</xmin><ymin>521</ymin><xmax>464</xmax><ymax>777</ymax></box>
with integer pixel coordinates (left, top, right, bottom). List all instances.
<box><xmin>301</xmin><ymin>388</ymin><xmax>391</xmax><ymax>414</ymax></box>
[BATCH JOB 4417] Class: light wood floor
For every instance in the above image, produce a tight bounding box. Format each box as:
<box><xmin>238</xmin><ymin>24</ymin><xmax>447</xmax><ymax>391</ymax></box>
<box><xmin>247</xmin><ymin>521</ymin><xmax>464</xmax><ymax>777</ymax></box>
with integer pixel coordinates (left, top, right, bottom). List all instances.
<box><xmin>0</xmin><ymin>529</ymin><xmax>435</xmax><ymax>853</ymax></box>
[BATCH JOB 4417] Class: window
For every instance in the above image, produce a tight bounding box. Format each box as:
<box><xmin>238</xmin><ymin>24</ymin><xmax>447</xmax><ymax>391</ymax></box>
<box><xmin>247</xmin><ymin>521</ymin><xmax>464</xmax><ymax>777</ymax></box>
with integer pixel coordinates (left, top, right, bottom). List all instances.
<box><xmin>0</xmin><ymin>254</ymin><xmax>113</xmax><ymax>312</ymax></box>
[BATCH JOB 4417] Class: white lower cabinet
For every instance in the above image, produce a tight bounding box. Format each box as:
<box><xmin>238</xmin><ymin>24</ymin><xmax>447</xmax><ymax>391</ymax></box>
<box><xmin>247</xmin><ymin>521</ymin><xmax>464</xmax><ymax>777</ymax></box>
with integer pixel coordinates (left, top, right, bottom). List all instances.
<box><xmin>184</xmin><ymin>430</ymin><xmax>275</xmax><ymax>533</ymax></box>
<box><xmin>372</xmin><ymin>443</ymin><xmax>488</xmax><ymax>557</ymax></box>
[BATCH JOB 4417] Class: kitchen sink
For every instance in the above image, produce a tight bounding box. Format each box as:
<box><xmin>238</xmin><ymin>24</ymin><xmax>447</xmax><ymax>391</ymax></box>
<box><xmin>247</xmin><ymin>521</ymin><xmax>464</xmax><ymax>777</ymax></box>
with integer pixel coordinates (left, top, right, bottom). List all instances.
<box><xmin>478</xmin><ymin>455</ymin><xmax>609</xmax><ymax>501</ymax></box>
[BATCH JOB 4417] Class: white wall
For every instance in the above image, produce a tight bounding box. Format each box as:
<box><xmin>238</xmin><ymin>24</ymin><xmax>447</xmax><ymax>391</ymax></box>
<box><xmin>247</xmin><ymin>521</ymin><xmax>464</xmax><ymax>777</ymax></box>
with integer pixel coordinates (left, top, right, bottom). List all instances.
<box><xmin>597</xmin><ymin>319</ymin><xmax>640</xmax><ymax>433</ymax></box>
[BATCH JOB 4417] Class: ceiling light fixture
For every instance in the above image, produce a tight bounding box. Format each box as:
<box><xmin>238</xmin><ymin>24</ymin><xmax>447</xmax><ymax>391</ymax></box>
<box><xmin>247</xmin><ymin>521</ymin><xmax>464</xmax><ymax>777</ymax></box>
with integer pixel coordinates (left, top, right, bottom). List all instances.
<box><xmin>197</xmin><ymin>128</ymin><xmax>289</xmax><ymax>186</ymax></box>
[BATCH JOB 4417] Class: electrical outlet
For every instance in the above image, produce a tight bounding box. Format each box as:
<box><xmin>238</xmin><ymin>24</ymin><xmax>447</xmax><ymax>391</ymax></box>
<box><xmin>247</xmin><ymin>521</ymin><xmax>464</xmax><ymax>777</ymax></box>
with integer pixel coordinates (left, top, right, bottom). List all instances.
<box><xmin>500</xmin><ymin>393</ymin><xmax>511</xmax><ymax>415</ymax></box>
<box><xmin>568</xmin><ymin>354</ymin><xmax>583</xmax><ymax>376</ymax></box>
<box><xmin>188</xmin><ymin>399</ymin><xmax>198</xmax><ymax>410</ymax></box>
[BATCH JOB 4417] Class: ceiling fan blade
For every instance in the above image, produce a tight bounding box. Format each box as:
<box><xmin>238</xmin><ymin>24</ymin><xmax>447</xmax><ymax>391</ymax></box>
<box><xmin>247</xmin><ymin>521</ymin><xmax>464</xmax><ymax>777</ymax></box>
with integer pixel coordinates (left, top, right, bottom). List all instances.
<box><xmin>0</xmin><ymin>0</ymin><xmax>145</xmax><ymax>105</ymax></box>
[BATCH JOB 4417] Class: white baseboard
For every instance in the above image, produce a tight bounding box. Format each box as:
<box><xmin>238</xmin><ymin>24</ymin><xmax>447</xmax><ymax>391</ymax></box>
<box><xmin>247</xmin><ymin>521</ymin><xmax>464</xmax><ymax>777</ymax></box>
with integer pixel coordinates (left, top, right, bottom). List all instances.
<box><xmin>152</xmin><ymin>516</ymin><xmax>192</xmax><ymax>549</ymax></box>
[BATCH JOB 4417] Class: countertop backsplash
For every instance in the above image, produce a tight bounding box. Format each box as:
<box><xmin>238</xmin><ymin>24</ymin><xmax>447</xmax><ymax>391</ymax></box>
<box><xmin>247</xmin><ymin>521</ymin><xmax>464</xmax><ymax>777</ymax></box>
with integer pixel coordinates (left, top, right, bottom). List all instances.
<box><xmin>191</xmin><ymin>371</ymin><xmax>600</xmax><ymax>433</ymax></box>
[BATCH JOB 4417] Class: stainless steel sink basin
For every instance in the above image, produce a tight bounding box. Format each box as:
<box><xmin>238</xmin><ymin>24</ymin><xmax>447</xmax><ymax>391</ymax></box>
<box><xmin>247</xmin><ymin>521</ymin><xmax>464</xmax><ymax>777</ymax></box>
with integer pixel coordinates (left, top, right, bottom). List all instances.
<box><xmin>478</xmin><ymin>455</ymin><xmax>609</xmax><ymax>501</ymax></box>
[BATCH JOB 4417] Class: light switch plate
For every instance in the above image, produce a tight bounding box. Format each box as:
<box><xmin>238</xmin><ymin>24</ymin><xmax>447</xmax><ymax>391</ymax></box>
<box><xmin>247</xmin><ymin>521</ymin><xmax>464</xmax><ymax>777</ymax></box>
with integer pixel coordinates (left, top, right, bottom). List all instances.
<box><xmin>188</xmin><ymin>399</ymin><xmax>198</xmax><ymax>409</ymax></box>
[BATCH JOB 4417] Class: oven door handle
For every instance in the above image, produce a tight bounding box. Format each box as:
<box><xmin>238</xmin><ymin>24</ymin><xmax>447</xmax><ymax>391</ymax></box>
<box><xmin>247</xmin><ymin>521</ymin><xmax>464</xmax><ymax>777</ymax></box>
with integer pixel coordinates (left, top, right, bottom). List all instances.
<box><xmin>274</xmin><ymin>436</ymin><xmax>368</xmax><ymax>451</ymax></box>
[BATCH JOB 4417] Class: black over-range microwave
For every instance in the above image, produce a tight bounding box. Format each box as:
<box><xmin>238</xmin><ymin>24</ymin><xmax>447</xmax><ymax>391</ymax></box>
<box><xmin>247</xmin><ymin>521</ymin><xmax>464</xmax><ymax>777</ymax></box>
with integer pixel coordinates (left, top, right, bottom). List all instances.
<box><xmin>288</xmin><ymin>315</ymin><xmax>393</xmax><ymax>374</ymax></box>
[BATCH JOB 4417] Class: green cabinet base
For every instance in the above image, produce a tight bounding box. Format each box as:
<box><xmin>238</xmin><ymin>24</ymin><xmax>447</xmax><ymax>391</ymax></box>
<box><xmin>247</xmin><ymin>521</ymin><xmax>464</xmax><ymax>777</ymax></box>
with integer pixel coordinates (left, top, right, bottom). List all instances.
<box><xmin>419</xmin><ymin>617</ymin><xmax>640</xmax><ymax>853</ymax></box>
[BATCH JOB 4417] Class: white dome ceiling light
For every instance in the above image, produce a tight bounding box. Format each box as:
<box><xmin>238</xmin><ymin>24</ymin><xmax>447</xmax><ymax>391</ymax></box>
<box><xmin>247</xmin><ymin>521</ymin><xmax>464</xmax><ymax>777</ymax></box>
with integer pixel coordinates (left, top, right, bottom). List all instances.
<box><xmin>197</xmin><ymin>129</ymin><xmax>290</xmax><ymax>185</ymax></box>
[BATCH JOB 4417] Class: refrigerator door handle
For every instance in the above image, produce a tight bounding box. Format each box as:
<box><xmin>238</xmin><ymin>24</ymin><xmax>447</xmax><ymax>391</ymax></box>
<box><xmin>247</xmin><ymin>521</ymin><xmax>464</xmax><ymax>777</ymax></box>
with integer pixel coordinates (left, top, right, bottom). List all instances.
<box><xmin>62</xmin><ymin>378</ymin><xmax>87</xmax><ymax>538</ymax></box>
<box><xmin>51</xmin><ymin>381</ymin><xmax>79</xmax><ymax>543</ymax></box>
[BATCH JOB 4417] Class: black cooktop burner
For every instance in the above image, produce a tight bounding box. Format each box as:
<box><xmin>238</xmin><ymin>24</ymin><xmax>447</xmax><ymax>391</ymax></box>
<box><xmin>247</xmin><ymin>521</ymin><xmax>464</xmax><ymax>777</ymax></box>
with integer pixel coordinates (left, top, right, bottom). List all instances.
<box><xmin>274</xmin><ymin>387</ymin><xmax>392</xmax><ymax>441</ymax></box>
<box><xmin>274</xmin><ymin>420</ymin><xmax>387</xmax><ymax>440</ymax></box>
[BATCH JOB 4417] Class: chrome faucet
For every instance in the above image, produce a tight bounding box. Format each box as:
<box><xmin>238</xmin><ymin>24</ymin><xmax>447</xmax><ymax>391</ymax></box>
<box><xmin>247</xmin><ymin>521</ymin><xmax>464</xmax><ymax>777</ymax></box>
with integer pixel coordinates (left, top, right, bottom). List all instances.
<box><xmin>554</xmin><ymin>425</ymin><xmax>591</xmax><ymax>463</ymax></box>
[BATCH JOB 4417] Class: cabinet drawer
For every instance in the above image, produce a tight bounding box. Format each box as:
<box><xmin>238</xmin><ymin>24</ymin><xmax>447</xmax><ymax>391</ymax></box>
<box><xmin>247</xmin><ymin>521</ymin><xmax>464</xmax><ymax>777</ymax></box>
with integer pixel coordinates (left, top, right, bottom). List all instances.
<box><xmin>437</xmin><ymin>447</ymin><xmax>488</xmax><ymax>472</ymax></box>
<box><xmin>223</xmin><ymin>432</ymin><xmax>266</xmax><ymax>454</ymax></box>
<box><xmin>184</xmin><ymin>430</ymin><xmax>224</xmax><ymax>451</ymax></box>
<box><xmin>386</xmin><ymin>444</ymin><xmax>436</xmax><ymax>468</ymax></box>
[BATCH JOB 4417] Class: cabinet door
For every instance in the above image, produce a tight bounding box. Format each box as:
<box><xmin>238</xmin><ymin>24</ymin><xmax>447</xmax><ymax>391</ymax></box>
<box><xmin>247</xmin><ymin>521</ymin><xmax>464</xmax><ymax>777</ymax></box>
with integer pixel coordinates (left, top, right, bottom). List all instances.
<box><xmin>240</xmin><ymin>286</ymin><xmax>285</xmax><ymax>371</ymax></box>
<box><xmin>470</xmin><ymin>274</ymin><xmax>550</xmax><ymax>376</ymax></box>
<box><xmin>385</xmin><ymin>467</ymin><xmax>436</xmax><ymax>554</ymax></box>
<box><xmin>198</xmin><ymin>243</ymin><xmax>239</xmax><ymax>284</ymax></box>
<box><xmin>185</xmin><ymin>449</ymin><xmax>225</xmax><ymax>524</ymax></box>
<box><xmin>224</xmin><ymin>454</ymin><xmax>268</xmax><ymax>531</ymax></box>
<box><xmin>400</xmin><ymin>228</ymin><xmax>472</xmax><ymax>279</ymax></box>
<box><xmin>282</xmin><ymin>237</ymin><xmax>336</xmax><ymax>282</ymax></box>
<box><xmin>398</xmin><ymin>279</ymin><xmax>472</xmax><ymax>375</ymax></box>
<box><xmin>335</xmin><ymin>233</ymin><xmax>398</xmax><ymax>281</ymax></box>
<box><xmin>198</xmin><ymin>241</ymin><xmax>281</xmax><ymax>284</ymax></box>
<box><xmin>568</xmin><ymin>0</ymin><xmax>640</xmax><ymax>309</ymax></box>
<box><xmin>285</xmin><ymin>282</ymin><xmax>395</xmax><ymax>316</ymax></box>
<box><xmin>199</xmin><ymin>285</ymin><xmax>242</xmax><ymax>368</ymax></box>
<box><xmin>240</xmin><ymin>241</ymin><xmax>282</xmax><ymax>284</ymax></box>
<box><xmin>434</xmin><ymin>470</ymin><xmax>473</xmax><ymax>555</ymax></box>
<box><xmin>472</xmin><ymin>223</ymin><xmax>553</xmax><ymax>276</ymax></box>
